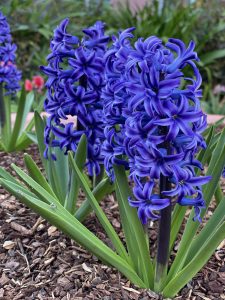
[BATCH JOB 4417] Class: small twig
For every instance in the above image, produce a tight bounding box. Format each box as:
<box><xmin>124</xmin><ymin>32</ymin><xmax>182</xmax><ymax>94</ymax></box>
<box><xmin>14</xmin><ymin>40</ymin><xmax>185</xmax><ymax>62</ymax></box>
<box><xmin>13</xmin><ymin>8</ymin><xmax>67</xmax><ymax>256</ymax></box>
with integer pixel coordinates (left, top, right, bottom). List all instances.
<box><xmin>16</xmin><ymin>238</ymin><xmax>31</xmax><ymax>275</ymax></box>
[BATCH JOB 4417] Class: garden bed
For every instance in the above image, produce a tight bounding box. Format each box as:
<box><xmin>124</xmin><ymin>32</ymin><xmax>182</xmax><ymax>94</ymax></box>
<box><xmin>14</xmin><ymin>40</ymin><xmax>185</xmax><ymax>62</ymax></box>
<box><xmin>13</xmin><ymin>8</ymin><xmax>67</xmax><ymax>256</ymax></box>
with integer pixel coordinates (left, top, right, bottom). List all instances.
<box><xmin>0</xmin><ymin>146</ymin><xmax>224</xmax><ymax>300</ymax></box>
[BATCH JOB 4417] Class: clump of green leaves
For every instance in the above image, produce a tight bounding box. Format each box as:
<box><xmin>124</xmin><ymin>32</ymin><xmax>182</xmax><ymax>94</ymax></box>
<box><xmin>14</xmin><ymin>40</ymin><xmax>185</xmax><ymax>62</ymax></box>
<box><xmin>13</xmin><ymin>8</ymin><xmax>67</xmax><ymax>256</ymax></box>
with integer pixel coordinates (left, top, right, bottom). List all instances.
<box><xmin>0</xmin><ymin>125</ymin><xmax>224</xmax><ymax>298</ymax></box>
<box><xmin>0</xmin><ymin>88</ymin><xmax>40</xmax><ymax>152</ymax></box>
<box><xmin>0</xmin><ymin>0</ymin><xmax>109</xmax><ymax>77</ymax></box>
<box><xmin>104</xmin><ymin>0</ymin><xmax>225</xmax><ymax>107</ymax></box>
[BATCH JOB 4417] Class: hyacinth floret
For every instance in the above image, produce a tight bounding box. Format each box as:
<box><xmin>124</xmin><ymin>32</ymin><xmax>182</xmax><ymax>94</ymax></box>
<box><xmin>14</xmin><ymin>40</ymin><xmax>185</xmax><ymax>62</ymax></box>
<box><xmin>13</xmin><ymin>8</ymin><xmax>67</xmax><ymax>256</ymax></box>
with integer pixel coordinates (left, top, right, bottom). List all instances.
<box><xmin>41</xmin><ymin>19</ymin><xmax>110</xmax><ymax>176</ymax></box>
<box><xmin>102</xmin><ymin>31</ymin><xmax>211</xmax><ymax>224</ymax></box>
<box><xmin>0</xmin><ymin>12</ymin><xmax>21</xmax><ymax>94</ymax></box>
<box><xmin>102</xmin><ymin>28</ymin><xmax>135</xmax><ymax>180</ymax></box>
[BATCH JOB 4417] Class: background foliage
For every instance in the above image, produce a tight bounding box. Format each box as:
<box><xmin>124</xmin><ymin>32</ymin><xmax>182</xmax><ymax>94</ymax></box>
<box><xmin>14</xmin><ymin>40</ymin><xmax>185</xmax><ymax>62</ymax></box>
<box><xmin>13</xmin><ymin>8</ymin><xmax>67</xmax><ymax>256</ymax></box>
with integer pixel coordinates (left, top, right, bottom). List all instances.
<box><xmin>1</xmin><ymin>0</ymin><xmax>225</xmax><ymax>113</ymax></box>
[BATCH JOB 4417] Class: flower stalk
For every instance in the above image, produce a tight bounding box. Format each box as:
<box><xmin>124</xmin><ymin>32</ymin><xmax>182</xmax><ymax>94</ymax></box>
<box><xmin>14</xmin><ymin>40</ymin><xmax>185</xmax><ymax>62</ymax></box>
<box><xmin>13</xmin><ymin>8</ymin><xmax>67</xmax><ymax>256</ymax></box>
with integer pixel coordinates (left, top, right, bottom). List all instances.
<box><xmin>154</xmin><ymin>173</ymin><xmax>172</xmax><ymax>292</ymax></box>
<box><xmin>154</xmin><ymin>130</ymin><xmax>172</xmax><ymax>291</ymax></box>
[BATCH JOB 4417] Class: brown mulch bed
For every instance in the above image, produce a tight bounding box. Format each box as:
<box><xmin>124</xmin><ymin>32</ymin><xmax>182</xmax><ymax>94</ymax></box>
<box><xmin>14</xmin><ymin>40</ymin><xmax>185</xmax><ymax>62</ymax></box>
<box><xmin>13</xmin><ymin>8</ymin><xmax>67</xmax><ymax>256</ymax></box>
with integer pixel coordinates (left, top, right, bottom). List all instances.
<box><xmin>0</xmin><ymin>145</ymin><xmax>224</xmax><ymax>300</ymax></box>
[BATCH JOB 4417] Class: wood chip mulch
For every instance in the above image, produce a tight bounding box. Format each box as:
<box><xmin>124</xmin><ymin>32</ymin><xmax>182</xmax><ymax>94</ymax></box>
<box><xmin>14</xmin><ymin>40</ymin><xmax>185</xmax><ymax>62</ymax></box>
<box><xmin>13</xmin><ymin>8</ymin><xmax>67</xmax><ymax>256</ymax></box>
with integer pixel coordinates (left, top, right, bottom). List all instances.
<box><xmin>0</xmin><ymin>145</ymin><xmax>224</xmax><ymax>300</ymax></box>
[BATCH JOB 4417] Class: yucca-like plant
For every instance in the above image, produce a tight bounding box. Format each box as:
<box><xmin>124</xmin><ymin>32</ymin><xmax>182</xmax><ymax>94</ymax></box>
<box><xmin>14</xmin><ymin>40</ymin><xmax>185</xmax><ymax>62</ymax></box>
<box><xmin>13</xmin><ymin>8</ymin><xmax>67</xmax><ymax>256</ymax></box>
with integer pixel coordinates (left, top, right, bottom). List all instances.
<box><xmin>0</xmin><ymin>19</ymin><xmax>224</xmax><ymax>298</ymax></box>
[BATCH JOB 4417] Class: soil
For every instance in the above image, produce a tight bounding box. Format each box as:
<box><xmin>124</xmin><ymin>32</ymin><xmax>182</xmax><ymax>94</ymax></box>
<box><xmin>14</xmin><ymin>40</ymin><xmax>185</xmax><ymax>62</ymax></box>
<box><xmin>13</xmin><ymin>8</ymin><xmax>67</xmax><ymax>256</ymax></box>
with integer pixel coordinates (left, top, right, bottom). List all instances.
<box><xmin>0</xmin><ymin>145</ymin><xmax>224</xmax><ymax>300</ymax></box>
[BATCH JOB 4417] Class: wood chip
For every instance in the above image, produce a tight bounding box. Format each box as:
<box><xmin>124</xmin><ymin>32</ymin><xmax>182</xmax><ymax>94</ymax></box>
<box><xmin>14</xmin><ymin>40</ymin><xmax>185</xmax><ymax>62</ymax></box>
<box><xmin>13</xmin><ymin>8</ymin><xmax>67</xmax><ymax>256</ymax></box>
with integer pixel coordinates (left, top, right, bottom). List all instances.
<box><xmin>194</xmin><ymin>292</ymin><xmax>211</xmax><ymax>300</ymax></box>
<box><xmin>82</xmin><ymin>263</ymin><xmax>92</xmax><ymax>273</ymax></box>
<box><xmin>3</xmin><ymin>240</ymin><xmax>16</xmax><ymax>250</ymax></box>
<box><xmin>0</xmin><ymin>273</ymin><xmax>9</xmax><ymax>286</ymax></box>
<box><xmin>44</xmin><ymin>257</ymin><xmax>55</xmax><ymax>266</ymax></box>
<box><xmin>10</xmin><ymin>221</ymin><xmax>32</xmax><ymax>235</ymax></box>
<box><xmin>0</xmin><ymin>288</ymin><xmax>4</xmax><ymax>298</ymax></box>
<box><xmin>217</xmin><ymin>240</ymin><xmax>225</xmax><ymax>250</ymax></box>
<box><xmin>48</xmin><ymin>225</ymin><xmax>57</xmax><ymax>236</ymax></box>
<box><xmin>122</xmin><ymin>286</ymin><xmax>141</xmax><ymax>294</ymax></box>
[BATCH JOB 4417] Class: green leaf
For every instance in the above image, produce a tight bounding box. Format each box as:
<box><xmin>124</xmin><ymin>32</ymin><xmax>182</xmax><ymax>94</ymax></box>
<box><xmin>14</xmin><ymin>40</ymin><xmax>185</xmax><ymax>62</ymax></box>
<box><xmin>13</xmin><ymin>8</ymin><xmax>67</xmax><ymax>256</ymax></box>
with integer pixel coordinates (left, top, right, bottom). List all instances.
<box><xmin>75</xmin><ymin>177</ymin><xmax>114</xmax><ymax>222</ymax></box>
<box><xmin>25</xmin><ymin>132</ymin><xmax>38</xmax><ymax>144</ymax></box>
<box><xmin>69</xmin><ymin>153</ymin><xmax>129</xmax><ymax>263</ymax></box>
<box><xmin>114</xmin><ymin>165</ymin><xmax>154</xmax><ymax>288</ymax></box>
<box><xmin>38</xmin><ymin>27</ymin><xmax>52</xmax><ymax>39</ymax></box>
<box><xmin>196</xmin><ymin>126</ymin><xmax>215</xmax><ymax>171</ymax></box>
<box><xmin>0</xmin><ymin>166</ymin><xmax>19</xmax><ymax>184</ymax></box>
<box><xmin>47</xmin><ymin>147</ymin><xmax>69</xmax><ymax>204</ymax></box>
<box><xmin>11</xmin><ymin>163</ymin><xmax>60</xmax><ymax>205</ymax></box>
<box><xmin>8</xmin><ymin>89</ymin><xmax>34</xmax><ymax>151</ymax></box>
<box><xmin>0</xmin><ymin>138</ymin><xmax>5</xmax><ymax>150</ymax></box>
<box><xmin>34</xmin><ymin>111</ymin><xmax>46</xmax><ymax>168</ymax></box>
<box><xmin>184</xmin><ymin>197</ymin><xmax>225</xmax><ymax>265</ymax></box>
<box><xmin>24</xmin><ymin>153</ymin><xmax>58</xmax><ymax>199</ymax></box>
<box><xmin>15</xmin><ymin>97</ymin><xmax>44</xmax><ymax>151</ymax></box>
<box><xmin>169</xmin><ymin>126</ymin><xmax>215</xmax><ymax>253</ymax></box>
<box><xmin>169</xmin><ymin>206</ymin><xmax>186</xmax><ymax>252</ymax></box>
<box><xmin>0</xmin><ymin>178</ymin><xmax>145</xmax><ymax>288</ymax></box>
<box><xmin>165</xmin><ymin>129</ymin><xmax>225</xmax><ymax>284</ymax></box>
<box><xmin>64</xmin><ymin>134</ymin><xmax>87</xmax><ymax>214</ymax></box>
<box><xmin>1</xmin><ymin>94</ymin><xmax>11</xmax><ymax>148</ymax></box>
<box><xmin>200</xmin><ymin>49</ymin><xmax>225</xmax><ymax>65</ymax></box>
<box><xmin>163</xmin><ymin>222</ymin><xmax>225</xmax><ymax>298</ymax></box>
<box><xmin>214</xmin><ymin>184</ymin><xmax>223</xmax><ymax>205</ymax></box>
<box><xmin>0</xmin><ymin>178</ymin><xmax>40</xmax><ymax>200</ymax></box>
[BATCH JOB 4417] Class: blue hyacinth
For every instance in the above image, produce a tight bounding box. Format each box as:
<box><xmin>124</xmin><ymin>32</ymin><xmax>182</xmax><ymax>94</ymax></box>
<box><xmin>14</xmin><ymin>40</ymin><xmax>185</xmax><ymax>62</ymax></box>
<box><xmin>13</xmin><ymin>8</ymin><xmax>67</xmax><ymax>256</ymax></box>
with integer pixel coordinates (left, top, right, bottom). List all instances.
<box><xmin>0</xmin><ymin>12</ymin><xmax>21</xmax><ymax>94</ymax></box>
<box><xmin>42</xmin><ymin>20</ymin><xmax>211</xmax><ymax>223</ymax></box>
<box><xmin>102</xmin><ymin>31</ymin><xmax>211</xmax><ymax>224</ymax></box>
<box><xmin>41</xmin><ymin>19</ymin><xmax>110</xmax><ymax>176</ymax></box>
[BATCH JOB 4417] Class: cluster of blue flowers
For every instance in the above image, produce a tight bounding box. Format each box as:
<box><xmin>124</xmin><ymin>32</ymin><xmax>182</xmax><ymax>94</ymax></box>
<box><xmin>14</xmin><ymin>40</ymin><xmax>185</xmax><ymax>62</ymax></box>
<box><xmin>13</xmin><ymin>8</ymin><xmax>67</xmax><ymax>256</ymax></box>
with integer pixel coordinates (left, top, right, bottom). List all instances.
<box><xmin>102</xmin><ymin>30</ymin><xmax>211</xmax><ymax>223</ymax></box>
<box><xmin>0</xmin><ymin>12</ymin><xmax>21</xmax><ymax>94</ymax></box>
<box><xmin>43</xmin><ymin>19</ymin><xmax>211</xmax><ymax>224</ymax></box>
<box><xmin>41</xmin><ymin>19</ymin><xmax>109</xmax><ymax>176</ymax></box>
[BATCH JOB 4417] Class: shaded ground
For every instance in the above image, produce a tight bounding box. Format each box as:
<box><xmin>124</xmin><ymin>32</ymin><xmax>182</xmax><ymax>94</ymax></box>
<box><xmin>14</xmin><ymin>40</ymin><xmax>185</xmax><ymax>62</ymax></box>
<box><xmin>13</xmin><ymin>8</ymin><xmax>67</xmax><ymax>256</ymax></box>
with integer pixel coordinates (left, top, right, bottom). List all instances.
<box><xmin>0</xmin><ymin>145</ymin><xmax>224</xmax><ymax>300</ymax></box>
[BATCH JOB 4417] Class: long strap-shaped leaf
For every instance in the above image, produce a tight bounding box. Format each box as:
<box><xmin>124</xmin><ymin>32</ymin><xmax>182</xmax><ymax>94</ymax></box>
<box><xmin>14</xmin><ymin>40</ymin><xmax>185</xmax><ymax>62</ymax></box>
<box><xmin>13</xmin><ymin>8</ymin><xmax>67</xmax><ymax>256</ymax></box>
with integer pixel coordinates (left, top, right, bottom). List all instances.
<box><xmin>11</xmin><ymin>164</ymin><xmax>61</xmax><ymax>205</ymax></box>
<box><xmin>114</xmin><ymin>165</ymin><xmax>154</xmax><ymax>288</ymax></box>
<box><xmin>0</xmin><ymin>166</ymin><xmax>19</xmax><ymax>184</ymax></box>
<box><xmin>0</xmin><ymin>178</ymin><xmax>145</xmax><ymax>288</ymax></box>
<box><xmin>163</xmin><ymin>222</ymin><xmax>225</xmax><ymax>298</ymax></box>
<box><xmin>34</xmin><ymin>111</ymin><xmax>47</xmax><ymax>169</ymax></box>
<box><xmin>15</xmin><ymin>95</ymin><xmax>45</xmax><ymax>151</ymax></box>
<box><xmin>64</xmin><ymin>134</ymin><xmax>87</xmax><ymax>213</ymax></box>
<box><xmin>184</xmin><ymin>196</ymin><xmax>225</xmax><ymax>264</ymax></box>
<box><xmin>2</xmin><ymin>93</ymin><xmax>11</xmax><ymax>148</ymax></box>
<box><xmin>169</xmin><ymin>206</ymin><xmax>186</xmax><ymax>252</ymax></box>
<box><xmin>214</xmin><ymin>184</ymin><xmax>223</xmax><ymax>204</ymax></box>
<box><xmin>24</xmin><ymin>153</ymin><xmax>58</xmax><ymax>199</ymax></box>
<box><xmin>169</xmin><ymin>126</ymin><xmax>215</xmax><ymax>253</ymax></box>
<box><xmin>8</xmin><ymin>89</ymin><xmax>34</xmax><ymax>151</ymax></box>
<box><xmin>166</xmin><ymin>131</ymin><xmax>225</xmax><ymax>284</ymax></box>
<box><xmin>68</xmin><ymin>153</ymin><xmax>129</xmax><ymax>263</ymax></box>
<box><xmin>75</xmin><ymin>177</ymin><xmax>115</xmax><ymax>222</ymax></box>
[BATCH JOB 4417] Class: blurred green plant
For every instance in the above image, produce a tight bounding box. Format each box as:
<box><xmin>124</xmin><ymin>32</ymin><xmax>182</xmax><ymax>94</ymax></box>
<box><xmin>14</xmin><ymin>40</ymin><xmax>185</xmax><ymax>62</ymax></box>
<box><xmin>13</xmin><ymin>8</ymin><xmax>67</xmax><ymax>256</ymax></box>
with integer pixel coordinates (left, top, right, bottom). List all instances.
<box><xmin>202</xmin><ymin>88</ymin><xmax>225</xmax><ymax>115</ymax></box>
<box><xmin>0</xmin><ymin>0</ymin><xmax>109</xmax><ymax>77</ymax></box>
<box><xmin>0</xmin><ymin>86</ymin><xmax>40</xmax><ymax>152</ymax></box>
<box><xmin>1</xmin><ymin>0</ymin><xmax>225</xmax><ymax>112</ymax></box>
<box><xmin>104</xmin><ymin>0</ymin><xmax>225</xmax><ymax>108</ymax></box>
